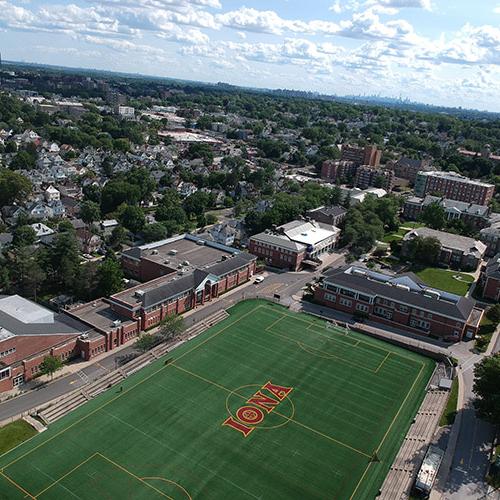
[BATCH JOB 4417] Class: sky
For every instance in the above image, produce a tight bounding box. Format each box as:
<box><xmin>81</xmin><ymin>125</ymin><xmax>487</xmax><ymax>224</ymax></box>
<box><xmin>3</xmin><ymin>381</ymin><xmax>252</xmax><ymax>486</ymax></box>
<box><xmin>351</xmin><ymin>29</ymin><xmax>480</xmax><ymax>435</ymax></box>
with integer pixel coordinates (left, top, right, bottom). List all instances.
<box><xmin>1</xmin><ymin>0</ymin><xmax>500</xmax><ymax>111</ymax></box>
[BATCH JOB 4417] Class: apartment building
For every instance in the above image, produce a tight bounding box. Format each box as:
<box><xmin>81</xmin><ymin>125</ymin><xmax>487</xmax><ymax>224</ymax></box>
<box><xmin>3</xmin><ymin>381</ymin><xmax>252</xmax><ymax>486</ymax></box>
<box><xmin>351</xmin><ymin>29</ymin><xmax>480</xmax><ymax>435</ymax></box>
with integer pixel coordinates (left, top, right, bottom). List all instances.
<box><xmin>341</xmin><ymin>144</ymin><xmax>382</xmax><ymax>167</ymax></box>
<box><xmin>354</xmin><ymin>166</ymin><xmax>395</xmax><ymax>191</ymax></box>
<box><xmin>314</xmin><ymin>266</ymin><xmax>483</xmax><ymax>341</ymax></box>
<box><xmin>414</xmin><ymin>171</ymin><xmax>495</xmax><ymax>206</ymax></box>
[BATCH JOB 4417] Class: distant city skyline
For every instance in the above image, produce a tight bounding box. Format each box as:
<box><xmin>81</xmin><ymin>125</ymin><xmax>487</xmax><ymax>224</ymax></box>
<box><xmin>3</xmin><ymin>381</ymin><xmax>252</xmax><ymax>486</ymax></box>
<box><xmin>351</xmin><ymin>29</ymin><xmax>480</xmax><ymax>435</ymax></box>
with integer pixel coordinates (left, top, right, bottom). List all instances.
<box><xmin>1</xmin><ymin>0</ymin><xmax>499</xmax><ymax>111</ymax></box>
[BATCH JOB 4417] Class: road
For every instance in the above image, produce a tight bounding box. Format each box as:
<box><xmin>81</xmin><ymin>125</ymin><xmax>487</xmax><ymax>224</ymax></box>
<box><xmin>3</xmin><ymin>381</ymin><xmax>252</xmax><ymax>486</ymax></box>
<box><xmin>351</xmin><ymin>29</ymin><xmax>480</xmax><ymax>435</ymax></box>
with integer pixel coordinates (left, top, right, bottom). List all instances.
<box><xmin>0</xmin><ymin>261</ymin><xmax>333</xmax><ymax>423</ymax></box>
<box><xmin>442</xmin><ymin>339</ymin><xmax>500</xmax><ymax>500</ymax></box>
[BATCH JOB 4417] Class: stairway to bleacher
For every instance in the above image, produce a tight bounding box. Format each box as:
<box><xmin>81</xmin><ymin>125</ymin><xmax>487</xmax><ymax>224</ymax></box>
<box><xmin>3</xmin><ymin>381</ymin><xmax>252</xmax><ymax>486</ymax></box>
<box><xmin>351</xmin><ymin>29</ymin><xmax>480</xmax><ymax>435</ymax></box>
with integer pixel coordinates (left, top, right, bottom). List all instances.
<box><xmin>37</xmin><ymin>309</ymin><xmax>229</xmax><ymax>425</ymax></box>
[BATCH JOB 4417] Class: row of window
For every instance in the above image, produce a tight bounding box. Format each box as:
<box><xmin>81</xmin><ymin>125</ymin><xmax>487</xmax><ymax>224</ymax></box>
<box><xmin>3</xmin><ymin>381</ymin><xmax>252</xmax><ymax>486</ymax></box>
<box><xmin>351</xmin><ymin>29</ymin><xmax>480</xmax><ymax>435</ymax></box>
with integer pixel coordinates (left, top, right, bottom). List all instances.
<box><xmin>0</xmin><ymin>367</ymin><xmax>10</xmax><ymax>380</ymax></box>
<box><xmin>90</xmin><ymin>344</ymin><xmax>106</xmax><ymax>356</ymax></box>
<box><xmin>253</xmin><ymin>241</ymin><xmax>296</xmax><ymax>255</ymax></box>
<box><xmin>0</xmin><ymin>347</ymin><xmax>16</xmax><ymax>358</ymax></box>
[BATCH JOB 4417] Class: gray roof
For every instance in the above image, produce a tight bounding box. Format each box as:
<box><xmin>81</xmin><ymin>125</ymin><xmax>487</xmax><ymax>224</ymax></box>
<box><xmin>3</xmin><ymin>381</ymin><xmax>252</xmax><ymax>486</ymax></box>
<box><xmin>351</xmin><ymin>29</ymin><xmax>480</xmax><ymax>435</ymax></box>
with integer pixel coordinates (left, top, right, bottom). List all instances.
<box><xmin>0</xmin><ymin>307</ymin><xmax>90</xmax><ymax>338</ymax></box>
<box><xmin>403</xmin><ymin>227</ymin><xmax>487</xmax><ymax>256</ymax></box>
<box><xmin>485</xmin><ymin>254</ymin><xmax>500</xmax><ymax>279</ymax></box>
<box><xmin>141</xmin><ymin>253</ymin><xmax>256</xmax><ymax>309</ymax></box>
<box><xmin>308</xmin><ymin>205</ymin><xmax>347</xmax><ymax>218</ymax></box>
<box><xmin>323</xmin><ymin>266</ymin><xmax>476</xmax><ymax>321</ymax></box>
<box><xmin>250</xmin><ymin>231</ymin><xmax>306</xmax><ymax>252</ymax></box>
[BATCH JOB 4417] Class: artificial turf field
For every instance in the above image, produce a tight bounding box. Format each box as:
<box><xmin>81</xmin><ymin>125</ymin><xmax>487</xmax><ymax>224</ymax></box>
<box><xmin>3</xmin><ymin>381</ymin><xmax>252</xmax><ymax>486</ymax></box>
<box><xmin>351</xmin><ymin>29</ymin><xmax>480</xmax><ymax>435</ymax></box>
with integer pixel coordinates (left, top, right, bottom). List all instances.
<box><xmin>0</xmin><ymin>299</ymin><xmax>435</xmax><ymax>500</ymax></box>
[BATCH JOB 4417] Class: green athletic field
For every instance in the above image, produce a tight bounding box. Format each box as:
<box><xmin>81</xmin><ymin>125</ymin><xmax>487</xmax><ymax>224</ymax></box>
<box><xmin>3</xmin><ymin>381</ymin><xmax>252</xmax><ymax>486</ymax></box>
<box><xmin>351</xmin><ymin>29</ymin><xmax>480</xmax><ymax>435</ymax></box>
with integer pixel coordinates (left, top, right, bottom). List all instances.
<box><xmin>0</xmin><ymin>300</ymin><xmax>435</xmax><ymax>500</ymax></box>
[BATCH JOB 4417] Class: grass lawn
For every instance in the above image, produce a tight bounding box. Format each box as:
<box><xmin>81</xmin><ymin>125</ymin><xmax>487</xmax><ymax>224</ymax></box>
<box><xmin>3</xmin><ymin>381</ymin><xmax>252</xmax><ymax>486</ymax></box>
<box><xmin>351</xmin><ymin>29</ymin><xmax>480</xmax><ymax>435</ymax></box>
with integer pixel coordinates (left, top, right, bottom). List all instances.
<box><xmin>414</xmin><ymin>268</ymin><xmax>474</xmax><ymax>296</ymax></box>
<box><xmin>0</xmin><ymin>420</ymin><xmax>37</xmax><ymax>456</ymax></box>
<box><xmin>0</xmin><ymin>300</ymin><xmax>434</xmax><ymax>500</ymax></box>
<box><xmin>439</xmin><ymin>378</ymin><xmax>459</xmax><ymax>426</ymax></box>
<box><xmin>400</xmin><ymin>222</ymin><xmax>426</xmax><ymax>229</ymax></box>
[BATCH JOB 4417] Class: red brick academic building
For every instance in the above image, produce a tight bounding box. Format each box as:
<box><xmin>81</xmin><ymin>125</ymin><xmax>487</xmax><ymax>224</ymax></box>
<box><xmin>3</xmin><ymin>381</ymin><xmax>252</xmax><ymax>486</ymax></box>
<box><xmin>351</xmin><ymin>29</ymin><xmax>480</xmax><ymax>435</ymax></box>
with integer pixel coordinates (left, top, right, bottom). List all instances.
<box><xmin>314</xmin><ymin>266</ymin><xmax>483</xmax><ymax>342</ymax></box>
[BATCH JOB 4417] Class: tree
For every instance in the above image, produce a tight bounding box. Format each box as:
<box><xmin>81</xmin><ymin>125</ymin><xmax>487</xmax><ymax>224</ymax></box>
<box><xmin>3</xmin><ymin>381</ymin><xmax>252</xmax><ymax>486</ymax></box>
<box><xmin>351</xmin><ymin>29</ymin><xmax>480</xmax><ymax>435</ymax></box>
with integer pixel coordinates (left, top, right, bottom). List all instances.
<box><xmin>158</xmin><ymin>314</ymin><xmax>185</xmax><ymax>340</ymax></box>
<box><xmin>404</xmin><ymin>236</ymin><xmax>441</xmax><ymax>266</ymax></box>
<box><xmin>96</xmin><ymin>256</ymin><xmax>123</xmax><ymax>297</ymax></box>
<box><xmin>108</xmin><ymin>225</ymin><xmax>127</xmax><ymax>250</ymax></box>
<box><xmin>0</xmin><ymin>169</ymin><xmax>32</xmax><ymax>207</ymax></box>
<box><xmin>49</xmin><ymin>231</ymin><xmax>80</xmax><ymax>291</ymax></box>
<box><xmin>142</xmin><ymin>223</ymin><xmax>167</xmax><ymax>243</ymax></box>
<box><xmin>473</xmin><ymin>354</ymin><xmax>500</xmax><ymax>425</ymax></box>
<box><xmin>12</xmin><ymin>225</ymin><xmax>36</xmax><ymax>247</ymax></box>
<box><xmin>9</xmin><ymin>150</ymin><xmax>36</xmax><ymax>170</ymax></box>
<box><xmin>135</xmin><ymin>334</ymin><xmax>160</xmax><ymax>353</ymax></box>
<box><xmin>39</xmin><ymin>355</ymin><xmax>63</xmax><ymax>380</ymax></box>
<box><xmin>420</xmin><ymin>202</ymin><xmax>446</xmax><ymax>230</ymax></box>
<box><xmin>486</xmin><ymin>304</ymin><xmax>500</xmax><ymax>323</ymax></box>
<box><xmin>117</xmin><ymin>205</ymin><xmax>145</xmax><ymax>234</ymax></box>
<box><xmin>79</xmin><ymin>201</ymin><xmax>101</xmax><ymax>225</ymax></box>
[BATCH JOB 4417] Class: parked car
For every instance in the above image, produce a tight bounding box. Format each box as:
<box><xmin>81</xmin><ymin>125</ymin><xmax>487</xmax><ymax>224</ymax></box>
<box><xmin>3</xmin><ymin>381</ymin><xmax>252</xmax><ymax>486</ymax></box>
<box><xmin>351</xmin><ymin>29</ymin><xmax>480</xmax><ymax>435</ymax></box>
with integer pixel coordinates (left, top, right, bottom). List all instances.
<box><xmin>254</xmin><ymin>276</ymin><xmax>265</xmax><ymax>284</ymax></box>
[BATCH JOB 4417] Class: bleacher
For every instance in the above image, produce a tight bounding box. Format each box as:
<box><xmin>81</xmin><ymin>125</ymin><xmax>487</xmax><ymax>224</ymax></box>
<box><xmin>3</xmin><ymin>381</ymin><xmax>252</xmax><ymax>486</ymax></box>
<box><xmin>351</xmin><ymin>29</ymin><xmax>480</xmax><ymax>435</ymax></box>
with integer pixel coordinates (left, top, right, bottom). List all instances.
<box><xmin>379</xmin><ymin>388</ymin><xmax>449</xmax><ymax>499</ymax></box>
<box><xmin>38</xmin><ymin>309</ymin><xmax>229</xmax><ymax>425</ymax></box>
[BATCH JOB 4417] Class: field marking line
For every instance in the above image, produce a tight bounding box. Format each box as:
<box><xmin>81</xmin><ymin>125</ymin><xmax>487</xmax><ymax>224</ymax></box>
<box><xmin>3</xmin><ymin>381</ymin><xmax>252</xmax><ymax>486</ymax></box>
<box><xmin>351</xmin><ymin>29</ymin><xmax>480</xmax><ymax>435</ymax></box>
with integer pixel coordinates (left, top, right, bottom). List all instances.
<box><xmin>262</xmin><ymin>305</ymin><xmax>425</xmax><ymax>369</ymax></box>
<box><xmin>101</xmin><ymin>410</ymin><xmax>260</xmax><ymax>500</ymax></box>
<box><xmin>264</xmin><ymin>315</ymin><xmax>286</xmax><ymax>333</ymax></box>
<box><xmin>2</xmin><ymin>306</ymin><xmax>260</xmax><ymax>472</ymax></box>
<box><xmin>0</xmin><ymin>470</ymin><xmax>36</xmax><ymax>499</ymax></box>
<box><xmin>96</xmin><ymin>453</ymin><xmax>173</xmax><ymax>499</ymax></box>
<box><xmin>141</xmin><ymin>477</ymin><xmax>192</xmax><ymax>500</ymax></box>
<box><xmin>348</xmin><ymin>362</ymin><xmax>426</xmax><ymax>500</ymax></box>
<box><xmin>171</xmin><ymin>364</ymin><xmax>372</xmax><ymax>460</ymax></box>
<box><xmin>375</xmin><ymin>353</ymin><xmax>391</xmax><ymax>374</ymax></box>
<box><xmin>34</xmin><ymin>452</ymin><xmax>99</xmax><ymax>498</ymax></box>
<box><xmin>264</xmin><ymin>321</ymin><xmax>380</xmax><ymax>374</ymax></box>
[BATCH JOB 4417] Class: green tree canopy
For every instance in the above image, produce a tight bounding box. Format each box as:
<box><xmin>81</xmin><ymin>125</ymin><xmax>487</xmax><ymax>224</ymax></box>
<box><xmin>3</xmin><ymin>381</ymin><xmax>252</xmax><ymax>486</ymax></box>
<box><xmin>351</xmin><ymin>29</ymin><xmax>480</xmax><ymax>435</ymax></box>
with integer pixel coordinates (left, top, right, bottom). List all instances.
<box><xmin>473</xmin><ymin>354</ymin><xmax>500</xmax><ymax>426</ymax></box>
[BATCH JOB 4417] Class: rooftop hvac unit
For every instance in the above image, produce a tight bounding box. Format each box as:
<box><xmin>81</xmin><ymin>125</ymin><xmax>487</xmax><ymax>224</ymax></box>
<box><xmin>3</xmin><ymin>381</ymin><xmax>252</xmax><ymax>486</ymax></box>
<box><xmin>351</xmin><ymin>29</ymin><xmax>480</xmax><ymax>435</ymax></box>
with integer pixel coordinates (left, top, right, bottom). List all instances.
<box><xmin>196</xmin><ymin>240</ymin><xmax>205</xmax><ymax>246</ymax></box>
<box><xmin>135</xmin><ymin>290</ymin><xmax>145</xmax><ymax>298</ymax></box>
<box><xmin>112</xmin><ymin>320</ymin><xmax>122</xmax><ymax>327</ymax></box>
<box><xmin>169</xmin><ymin>249</ymin><xmax>178</xmax><ymax>256</ymax></box>
<box><xmin>151</xmin><ymin>249</ymin><xmax>159</xmax><ymax>255</ymax></box>
<box><xmin>424</xmin><ymin>289</ymin><xmax>441</xmax><ymax>300</ymax></box>
<box><xmin>182</xmin><ymin>260</ymin><xmax>190</xmax><ymax>266</ymax></box>
<box><xmin>80</xmin><ymin>333</ymin><xmax>89</xmax><ymax>340</ymax></box>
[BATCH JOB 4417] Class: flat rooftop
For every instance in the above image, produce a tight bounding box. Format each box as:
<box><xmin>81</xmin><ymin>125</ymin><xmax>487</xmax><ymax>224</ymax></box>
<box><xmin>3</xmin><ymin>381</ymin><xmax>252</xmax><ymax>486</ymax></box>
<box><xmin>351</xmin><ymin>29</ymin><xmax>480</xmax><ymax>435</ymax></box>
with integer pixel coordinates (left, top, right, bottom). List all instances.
<box><xmin>67</xmin><ymin>299</ymin><xmax>135</xmax><ymax>334</ymax></box>
<box><xmin>123</xmin><ymin>235</ymin><xmax>238</xmax><ymax>275</ymax></box>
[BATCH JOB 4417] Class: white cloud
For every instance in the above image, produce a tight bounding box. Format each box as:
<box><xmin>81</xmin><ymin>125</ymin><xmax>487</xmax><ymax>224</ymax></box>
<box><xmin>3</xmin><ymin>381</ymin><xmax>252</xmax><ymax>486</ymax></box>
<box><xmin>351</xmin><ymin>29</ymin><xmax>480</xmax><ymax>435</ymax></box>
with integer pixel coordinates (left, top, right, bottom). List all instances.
<box><xmin>365</xmin><ymin>0</ymin><xmax>432</xmax><ymax>10</ymax></box>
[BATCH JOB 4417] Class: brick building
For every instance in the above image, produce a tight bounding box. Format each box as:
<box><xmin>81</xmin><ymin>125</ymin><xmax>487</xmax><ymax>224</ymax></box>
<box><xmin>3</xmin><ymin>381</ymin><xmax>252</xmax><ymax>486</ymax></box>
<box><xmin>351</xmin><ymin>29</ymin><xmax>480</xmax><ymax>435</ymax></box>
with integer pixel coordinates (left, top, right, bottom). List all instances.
<box><xmin>403</xmin><ymin>196</ymin><xmax>490</xmax><ymax>229</ymax></box>
<box><xmin>390</xmin><ymin>158</ymin><xmax>433</xmax><ymax>183</ymax></box>
<box><xmin>479</xmin><ymin>254</ymin><xmax>500</xmax><ymax>301</ymax></box>
<box><xmin>306</xmin><ymin>206</ymin><xmax>347</xmax><ymax>226</ymax></box>
<box><xmin>314</xmin><ymin>266</ymin><xmax>483</xmax><ymax>342</ymax></box>
<box><xmin>414</xmin><ymin>171</ymin><xmax>495</xmax><ymax>206</ymax></box>
<box><xmin>320</xmin><ymin>160</ymin><xmax>357</xmax><ymax>183</ymax></box>
<box><xmin>0</xmin><ymin>295</ymin><xmax>96</xmax><ymax>393</ymax></box>
<box><xmin>354</xmin><ymin>166</ymin><xmax>395</xmax><ymax>191</ymax></box>
<box><xmin>402</xmin><ymin>227</ymin><xmax>487</xmax><ymax>271</ymax></box>
<box><xmin>249</xmin><ymin>219</ymin><xmax>340</xmax><ymax>271</ymax></box>
<box><xmin>341</xmin><ymin>144</ymin><xmax>382</xmax><ymax>167</ymax></box>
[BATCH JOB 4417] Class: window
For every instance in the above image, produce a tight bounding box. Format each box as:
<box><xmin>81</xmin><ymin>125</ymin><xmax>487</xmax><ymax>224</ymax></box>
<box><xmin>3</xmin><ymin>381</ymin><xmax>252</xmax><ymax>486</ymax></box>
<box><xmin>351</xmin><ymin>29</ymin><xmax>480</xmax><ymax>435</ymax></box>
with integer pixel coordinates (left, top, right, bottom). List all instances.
<box><xmin>0</xmin><ymin>348</ymin><xmax>16</xmax><ymax>358</ymax></box>
<box><xmin>0</xmin><ymin>367</ymin><xmax>10</xmax><ymax>380</ymax></box>
<box><xmin>358</xmin><ymin>294</ymin><xmax>371</xmax><ymax>303</ymax></box>
<box><xmin>339</xmin><ymin>297</ymin><xmax>352</xmax><ymax>307</ymax></box>
<box><xmin>373</xmin><ymin>306</ymin><xmax>393</xmax><ymax>320</ymax></box>
<box><xmin>339</xmin><ymin>288</ymin><xmax>355</xmax><ymax>298</ymax></box>
<box><xmin>356</xmin><ymin>303</ymin><xmax>369</xmax><ymax>313</ymax></box>
<box><xmin>409</xmin><ymin>318</ymin><xmax>430</xmax><ymax>331</ymax></box>
<box><xmin>399</xmin><ymin>305</ymin><xmax>409</xmax><ymax>313</ymax></box>
<box><xmin>324</xmin><ymin>293</ymin><xmax>336</xmax><ymax>303</ymax></box>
